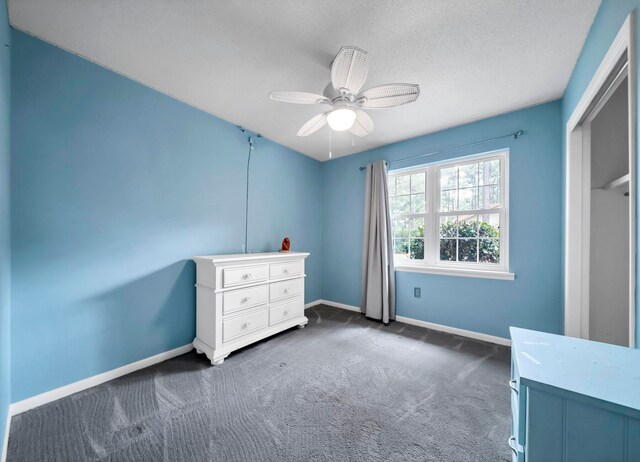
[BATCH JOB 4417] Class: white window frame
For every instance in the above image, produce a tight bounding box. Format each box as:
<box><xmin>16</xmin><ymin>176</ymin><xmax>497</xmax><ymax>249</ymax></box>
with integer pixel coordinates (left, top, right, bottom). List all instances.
<box><xmin>390</xmin><ymin>149</ymin><xmax>514</xmax><ymax>281</ymax></box>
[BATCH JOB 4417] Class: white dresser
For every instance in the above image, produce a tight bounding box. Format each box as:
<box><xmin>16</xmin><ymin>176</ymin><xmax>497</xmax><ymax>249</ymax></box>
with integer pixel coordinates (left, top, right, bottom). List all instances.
<box><xmin>192</xmin><ymin>252</ymin><xmax>309</xmax><ymax>365</ymax></box>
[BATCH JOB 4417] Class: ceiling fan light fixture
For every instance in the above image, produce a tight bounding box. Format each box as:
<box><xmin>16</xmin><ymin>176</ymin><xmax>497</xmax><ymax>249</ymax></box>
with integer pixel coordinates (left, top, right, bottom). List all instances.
<box><xmin>269</xmin><ymin>47</ymin><xmax>419</xmax><ymax>140</ymax></box>
<box><xmin>327</xmin><ymin>108</ymin><xmax>356</xmax><ymax>131</ymax></box>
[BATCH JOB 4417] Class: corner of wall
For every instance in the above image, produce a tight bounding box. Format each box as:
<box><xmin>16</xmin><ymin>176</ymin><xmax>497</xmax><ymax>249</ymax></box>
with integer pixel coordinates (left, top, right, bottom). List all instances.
<box><xmin>0</xmin><ymin>0</ymin><xmax>10</xmax><ymax>457</ymax></box>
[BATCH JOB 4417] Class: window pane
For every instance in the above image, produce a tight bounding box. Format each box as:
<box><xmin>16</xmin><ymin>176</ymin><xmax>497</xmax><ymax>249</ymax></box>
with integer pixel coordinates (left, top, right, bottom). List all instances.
<box><xmin>388</xmin><ymin>177</ymin><xmax>396</xmax><ymax>196</ymax></box>
<box><xmin>396</xmin><ymin>174</ymin><xmax>410</xmax><ymax>195</ymax></box>
<box><xmin>479</xmin><ymin>159</ymin><xmax>500</xmax><ymax>186</ymax></box>
<box><xmin>458</xmin><ymin>215</ymin><xmax>478</xmax><ymax>237</ymax></box>
<box><xmin>458</xmin><ymin>187</ymin><xmax>477</xmax><ymax>211</ymax></box>
<box><xmin>479</xmin><ymin>239</ymin><xmax>500</xmax><ymax>263</ymax></box>
<box><xmin>409</xmin><ymin>218</ymin><xmax>424</xmax><ymax>238</ymax></box>
<box><xmin>440</xmin><ymin>239</ymin><xmax>456</xmax><ymax>261</ymax></box>
<box><xmin>440</xmin><ymin>216</ymin><xmax>457</xmax><ymax>237</ymax></box>
<box><xmin>479</xmin><ymin>214</ymin><xmax>500</xmax><ymax>237</ymax></box>
<box><xmin>391</xmin><ymin>195</ymin><xmax>410</xmax><ymax>215</ymax></box>
<box><xmin>394</xmin><ymin>239</ymin><xmax>409</xmax><ymax>259</ymax></box>
<box><xmin>411</xmin><ymin>172</ymin><xmax>425</xmax><ymax>193</ymax></box>
<box><xmin>411</xmin><ymin>193</ymin><xmax>426</xmax><ymax>213</ymax></box>
<box><xmin>459</xmin><ymin>162</ymin><xmax>478</xmax><ymax>188</ymax></box>
<box><xmin>458</xmin><ymin>239</ymin><xmax>478</xmax><ymax>262</ymax></box>
<box><xmin>440</xmin><ymin>190</ymin><xmax>456</xmax><ymax>212</ymax></box>
<box><xmin>392</xmin><ymin>218</ymin><xmax>409</xmax><ymax>238</ymax></box>
<box><xmin>479</xmin><ymin>185</ymin><xmax>500</xmax><ymax>209</ymax></box>
<box><xmin>440</xmin><ymin>166</ymin><xmax>457</xmax><ymax>191</ymax></box>
<box><xmin>410</xmin><ymin>239</ymin><xmax>424</xmax><ymax>260</ymax></box>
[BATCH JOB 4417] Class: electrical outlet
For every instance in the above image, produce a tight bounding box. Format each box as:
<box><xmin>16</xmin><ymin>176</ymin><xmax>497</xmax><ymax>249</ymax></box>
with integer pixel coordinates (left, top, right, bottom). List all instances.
<box><xmin>414</xmin><ymin>287</ymin><xmax>421</xmax><ymax>298</ymax></box>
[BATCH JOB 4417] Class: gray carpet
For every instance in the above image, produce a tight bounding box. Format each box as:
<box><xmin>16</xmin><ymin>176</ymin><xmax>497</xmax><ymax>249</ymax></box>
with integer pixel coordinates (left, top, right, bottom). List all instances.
<box><xmin>7</xmin><ymin>305</ymin><xmax>511</xmax><ymax>461</ymax></box>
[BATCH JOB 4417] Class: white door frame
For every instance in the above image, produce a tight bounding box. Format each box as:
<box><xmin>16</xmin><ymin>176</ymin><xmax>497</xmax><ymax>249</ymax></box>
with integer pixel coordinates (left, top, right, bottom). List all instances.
<box><xmin>565</xmin><ymin>12</ymin><xmax>637</xmax><ymax>347</ymax></box>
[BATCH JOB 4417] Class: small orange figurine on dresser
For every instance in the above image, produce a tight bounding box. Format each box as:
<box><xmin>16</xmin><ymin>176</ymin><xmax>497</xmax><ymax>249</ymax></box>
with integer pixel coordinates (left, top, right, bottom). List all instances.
<box><xmin>281</xmin><ymin>237</ymin><xmax>290</xmax><ymax>252</ymax></box>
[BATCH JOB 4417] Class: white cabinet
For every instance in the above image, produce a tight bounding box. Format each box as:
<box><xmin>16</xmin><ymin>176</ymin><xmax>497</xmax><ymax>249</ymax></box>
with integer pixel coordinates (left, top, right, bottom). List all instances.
<box><xmin>192</xmin><ymin>252</ymin><xmax>309</xmax><ymax>365</ymax></box>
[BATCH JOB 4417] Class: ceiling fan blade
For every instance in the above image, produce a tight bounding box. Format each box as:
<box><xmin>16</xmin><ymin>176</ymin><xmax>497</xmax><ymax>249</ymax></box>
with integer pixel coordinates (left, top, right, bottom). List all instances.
<box><xmin>349</xmin><ymin>110</ymin><xmax>374</xmax><ymax>137</ymax></box>
<box><xmin>331</xmin><ymin>46</ymin><xmax>369</xmax><ymax>94</ymax></box>
<box><xmin>269</xmin><ymin>91</ymin><xmax>330</xmax><ymax>105</ymax></box>
<box><xmin>356</xmin><ymin>83</ymin><xmax>420</xmax><ymax>108</ymax></box>
<box><xmin>297</xmin><ymin>113</ymin><xmax>328</xmax><ymax>137</ymax></box>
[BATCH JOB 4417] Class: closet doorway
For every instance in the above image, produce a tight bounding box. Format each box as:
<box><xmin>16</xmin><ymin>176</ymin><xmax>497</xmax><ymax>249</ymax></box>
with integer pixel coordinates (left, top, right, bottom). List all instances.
<box><xmin>565</xmin><ymin>13</ymin><xmax>636</xmax><ymax>347</ymax></box>
<box><xmin>589</xmin><ymin>74</ymin><xmax>629</xmax><ymax>345</ymax></box>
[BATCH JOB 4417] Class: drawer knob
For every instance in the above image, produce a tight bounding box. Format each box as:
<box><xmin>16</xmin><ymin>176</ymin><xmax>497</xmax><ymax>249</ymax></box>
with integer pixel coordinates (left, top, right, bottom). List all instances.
<box><xmin>284</xmin><ymin>310</ymin><xmax>289</xmax><ymax>315</ymax></box>
<box><xmin>509</xmin><ymin>379</ymin><xmax>518</xmax><ymax>394</ymax></box>
<box><xmin>284</xmin><ymin>289</ymin><xmax>289</xmax><ymax>294</ymax></box>
<box><xmin>243</xmin><ymin>296</ymin><xmax>251</xmax><ymax>303</ymax></box>
<box><xmin>243</xmin><ymin>273</ymin><xmax>252</xmax><ymax>280</ymax></box>
<box><xmin>283</xmin><ymin>268</ymin><xmax>289</xmax><ymax>273</ymax></box>
<box><xmin>508</xmin><ymin>436</ymin><xmax>519</xmax><ymax>454</ymax></box>
<box><xmin>242</xmin><ymin>322</ymin><xmax>251</xmax><ymax>329</ymax></box>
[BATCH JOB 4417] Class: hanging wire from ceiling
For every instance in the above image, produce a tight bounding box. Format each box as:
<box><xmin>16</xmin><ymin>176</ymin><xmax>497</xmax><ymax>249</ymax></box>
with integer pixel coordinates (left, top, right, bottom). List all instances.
<box><xmin>237</xmin><ymin>126</ymin><xmax>261</xmax><ymax>253</ymax></box>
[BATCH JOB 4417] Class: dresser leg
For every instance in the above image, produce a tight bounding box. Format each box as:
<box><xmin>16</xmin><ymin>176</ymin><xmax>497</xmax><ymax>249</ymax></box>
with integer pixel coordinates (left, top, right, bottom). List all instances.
<box><xmin>196</xmin><ymin>349</ymin><xmax>203</xmax><ymax>354</ymax></box>
<box><xmin>210</xmin><ymin>352</ymin><xmax>229</xmax><ymax>366</ymax></box>
<box><xmin>297</xmin><ymin>323</ymin><xmax>306</xmax><ymax>329</ymax></box>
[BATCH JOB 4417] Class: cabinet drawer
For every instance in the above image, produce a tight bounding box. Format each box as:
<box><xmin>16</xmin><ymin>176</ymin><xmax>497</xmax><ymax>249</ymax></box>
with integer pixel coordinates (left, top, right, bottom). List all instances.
<box><xmin>223</xmin><ymin>265</ymin><xmax>268</xmax><ymax>288</ymax></box>
<box><xmin>510</xmin><ymin>356</ymin><xmax>518</xmax><ymax>429</ymax></box>
<box><xmin>510</xmin><ymin>379</ymin><xmax>519</xmax><ymax>443</ymax></box>
<box><xmin>270</xmin><ymin>261</ymin><xmax>303</xmax><ymax>280</ymax></box>
<box><xmin>270</xmin><ymin>278</ymin><xmax>303</xmax><ymax>302</ymax></box>
<box><xmin>510</xmin><ymin>354</ymin><xmax>526</xmax><ymax>461</ymax></box>
<box><xmin>223</xmin><ymin>284</ymin><xmax>268</xmax><ymax>315</ymax></box>
<box><xmin>270</xmin><ymin>297</ymin><xmax>303</xmax><ymax>325</ymax></box>
<box><xmin>223</xmin><ymin>308</ymin><xmax>268</xmax><ymax>342</ymax></box>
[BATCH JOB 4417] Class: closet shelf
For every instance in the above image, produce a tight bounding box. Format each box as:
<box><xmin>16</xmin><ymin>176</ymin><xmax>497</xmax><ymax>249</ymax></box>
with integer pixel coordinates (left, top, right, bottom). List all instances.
<box><xmin>603</xmin><ymin>173</ymin><xmax>630</xmax><ymax>193</ymax></box>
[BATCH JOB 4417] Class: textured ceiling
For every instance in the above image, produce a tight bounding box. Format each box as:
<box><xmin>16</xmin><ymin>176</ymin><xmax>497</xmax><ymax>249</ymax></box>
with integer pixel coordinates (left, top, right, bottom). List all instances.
<box><xmin>8</xmin><ymin>0</ymin><xmax>601</xmax><ymax>161</ymax></box>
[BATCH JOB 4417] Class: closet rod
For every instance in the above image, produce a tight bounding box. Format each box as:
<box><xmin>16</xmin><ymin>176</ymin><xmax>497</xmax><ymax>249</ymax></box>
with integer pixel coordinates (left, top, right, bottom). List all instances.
<box><xmin>358</xmin><ymin>129</ymin><xmax>524</xmax><ymax>171</ymax></box>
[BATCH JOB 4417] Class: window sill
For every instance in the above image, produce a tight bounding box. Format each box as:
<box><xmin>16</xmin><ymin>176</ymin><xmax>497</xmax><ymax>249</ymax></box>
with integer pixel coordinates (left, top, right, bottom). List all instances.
<box><xmin>395</xmin><ymin>264</ymin><xmax>515</xmax><ymax>281</ymax></box>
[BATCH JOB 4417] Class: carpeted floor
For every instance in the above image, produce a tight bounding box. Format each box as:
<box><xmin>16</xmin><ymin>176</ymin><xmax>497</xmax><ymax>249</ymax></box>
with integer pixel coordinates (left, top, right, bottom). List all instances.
<box><xmin>7</xmin><ymin>305</ymin><xmax>511</xmax><ymax>461</ymax></box>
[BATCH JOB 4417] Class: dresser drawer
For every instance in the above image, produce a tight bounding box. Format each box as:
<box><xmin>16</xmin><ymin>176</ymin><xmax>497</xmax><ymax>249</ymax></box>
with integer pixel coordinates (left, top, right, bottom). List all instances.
<box><xmin>270</xmin><ymin>297</ymin><xmax>303</xmax><ymax>325</ymax></box>
<box><xmin>270</xmin><ymin>278</ymin><xmax>303</xmax><ymax>302</ymax></box>
<box><xmin>223</xmin><ymin>284</ymin><xmax>268</xmax><ymax>315</ymax></box>
<box><xmin>223</xmin><ymin>308</ymin><xmax>268</xmax><ymax>342</ymax></box>
<box><xmin>270</xmin><ymin>261</ymin><xmax>303</xmax><ymax>280</ymax></box>
<box><xmin>223</xmin><ymin>265</ymin><xmax>268</xmax><ymax>288</ymax></box>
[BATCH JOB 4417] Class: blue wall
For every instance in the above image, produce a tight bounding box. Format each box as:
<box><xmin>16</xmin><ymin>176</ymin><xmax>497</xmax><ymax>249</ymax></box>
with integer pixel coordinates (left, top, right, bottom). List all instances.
<box><xmin>561</xmin><ymin>0</ymin><xmax>640</xmax><ymax>347</ymax></box>
<box><xmin>10</xmin><ymin>30</ymin><xmax>322</xmax><ymax>401</ymax></box>
<box><xmin>322</xmin><ymin>101</ymin><xmax>563</xmax><ymax>339</ymax></box>
<box><xmin>0</xmin><ymin>0</ymin><xmax>9</xmax><ymax>451</ymax></box>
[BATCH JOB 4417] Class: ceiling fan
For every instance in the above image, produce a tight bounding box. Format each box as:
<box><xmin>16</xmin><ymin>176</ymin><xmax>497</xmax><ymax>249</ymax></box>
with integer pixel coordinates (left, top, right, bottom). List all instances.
<box><xmin>269</xmin><ymin>47</ymin><xmax>420</xmax><ymax>137</ymax></box>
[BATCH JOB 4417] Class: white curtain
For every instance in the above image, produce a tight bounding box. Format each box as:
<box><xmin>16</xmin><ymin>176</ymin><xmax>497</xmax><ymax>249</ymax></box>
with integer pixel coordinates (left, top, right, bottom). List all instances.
<box><xmin>361</xmin><ymin>160</ymin><xmax>395</xmax><ymax>323</ymax></box>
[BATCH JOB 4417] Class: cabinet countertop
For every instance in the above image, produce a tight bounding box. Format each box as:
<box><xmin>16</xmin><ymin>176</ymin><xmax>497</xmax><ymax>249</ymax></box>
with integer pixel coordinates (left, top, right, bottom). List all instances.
<box><xmin>510</xmin><ymin>327</ymin><xmax>640</xmax><ymax>411</ymax></box>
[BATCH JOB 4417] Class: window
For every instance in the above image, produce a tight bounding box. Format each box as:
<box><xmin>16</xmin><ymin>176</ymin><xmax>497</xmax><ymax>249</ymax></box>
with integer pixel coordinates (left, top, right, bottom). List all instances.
<box><xmin>389</xmin><ymin>171</ymin><xmax>426</xmax><ymax>260</ymax></box>
<box><xmin>389</xmin><ymin>150</ymin><xmax>512</xmax><ymax>279</ymax></box>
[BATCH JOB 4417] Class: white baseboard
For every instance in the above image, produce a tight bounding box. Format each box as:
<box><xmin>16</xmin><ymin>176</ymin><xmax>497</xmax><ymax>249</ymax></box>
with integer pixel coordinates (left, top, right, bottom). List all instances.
<box><xmin>395</xmin><ymin>315</ymin><xmax>511</xmax><ymax>346</ymax></box>
<box><xmin>308</xmin><ymin>299</ymin><xmax>511</xmax><ymax>346</ymax></box>
<box><xmin>10</xmin><ymin>344</ymin><xmax>193</xmax><ymax>416</ymax></box>
<box><xmin>308</xmin><ymin>299</ymin><xmax>361</xmax><ymax>312</ymax></box>
<box><xmin>1</xmin><ymin>409</ymin><xmax>9</xmax><ymax>462</ymax></box>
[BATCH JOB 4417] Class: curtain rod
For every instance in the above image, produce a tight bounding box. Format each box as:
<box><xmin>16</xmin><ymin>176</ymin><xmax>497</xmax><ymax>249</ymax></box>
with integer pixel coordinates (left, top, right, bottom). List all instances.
<box><xmin>358</xmin><ymin>129</ymin><xmax>524</xmax><ymax>171</ymax></box>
